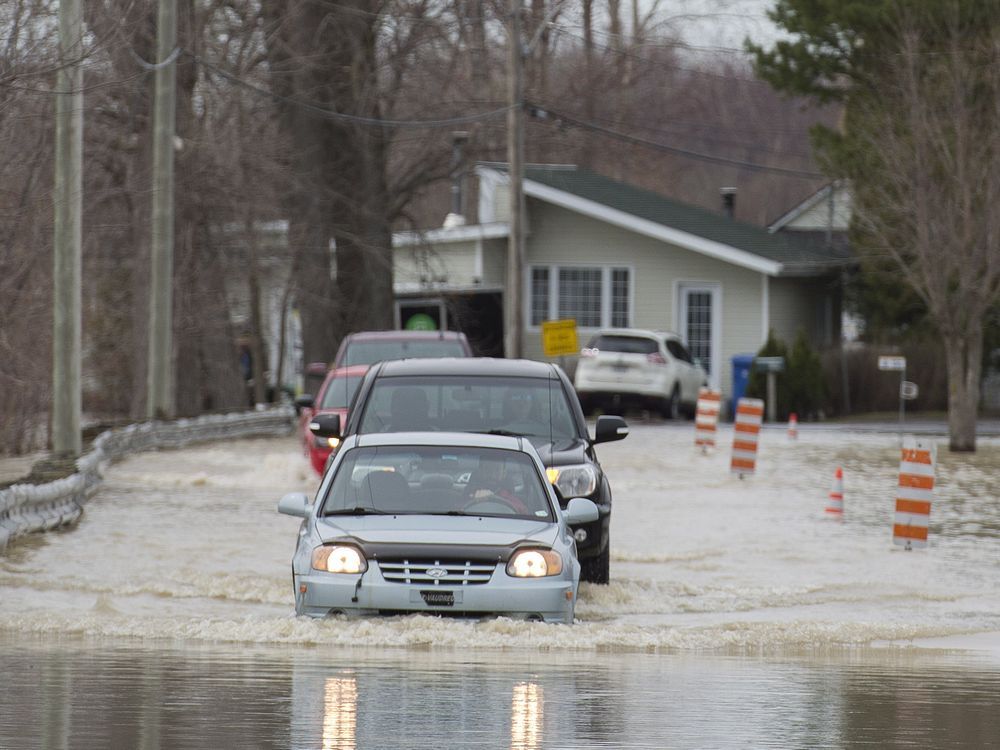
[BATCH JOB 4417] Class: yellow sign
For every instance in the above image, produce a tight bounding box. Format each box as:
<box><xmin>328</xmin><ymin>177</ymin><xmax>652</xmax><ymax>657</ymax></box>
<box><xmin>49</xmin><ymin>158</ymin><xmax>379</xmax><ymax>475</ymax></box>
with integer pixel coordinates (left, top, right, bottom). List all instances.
<box><xmin>541</xmin><ymin>319</ymin><xmax>579</xmax><ymax>357</ymax></box>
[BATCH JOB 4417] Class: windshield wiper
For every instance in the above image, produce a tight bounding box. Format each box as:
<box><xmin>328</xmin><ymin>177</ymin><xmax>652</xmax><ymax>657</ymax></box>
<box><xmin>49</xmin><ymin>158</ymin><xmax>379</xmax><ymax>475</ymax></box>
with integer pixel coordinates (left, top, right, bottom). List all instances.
<box><xmin>471</xmin><ymin>429</ymin><xmax>523</xmax><ymax>437</ymax></box>
<box><xmin>324</xmin><ymin>507</ymin><xmax>390</xmax><ymax>516</ymax></box>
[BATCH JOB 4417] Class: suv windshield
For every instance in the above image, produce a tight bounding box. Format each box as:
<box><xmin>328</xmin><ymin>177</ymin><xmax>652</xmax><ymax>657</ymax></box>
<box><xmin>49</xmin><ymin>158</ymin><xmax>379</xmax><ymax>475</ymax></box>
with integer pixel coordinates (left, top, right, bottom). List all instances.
<box><xmin>357</xmin><ymin>376</ymin><xmax>578</xmax><ymax>441</ymax></box>
<box><xmin>322</xmin><ymin>445</ymin><xmax>553</xmax><ymax>520</ymax></box>
<box><xmin>341</xmin><ymin>340</ymin><xmax>467</xmax><ymax>367</ymax></box>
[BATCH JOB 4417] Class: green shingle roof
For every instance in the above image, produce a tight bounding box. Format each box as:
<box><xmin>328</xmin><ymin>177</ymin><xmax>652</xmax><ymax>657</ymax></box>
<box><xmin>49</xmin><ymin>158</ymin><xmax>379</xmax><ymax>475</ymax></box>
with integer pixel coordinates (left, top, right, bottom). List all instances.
<box><xmin>514</xmin><ymin>165</ymin><xmax>851</xmax><ymax>275</ymax></box>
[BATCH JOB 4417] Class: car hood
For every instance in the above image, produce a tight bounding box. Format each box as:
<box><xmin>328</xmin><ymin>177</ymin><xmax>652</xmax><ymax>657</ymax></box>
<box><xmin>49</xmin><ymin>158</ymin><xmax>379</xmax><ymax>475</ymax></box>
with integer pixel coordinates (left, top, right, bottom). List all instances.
<box><xmin>524</xmin><ymin>437</ymin><xmax>589</xmax><ymax>468</ymax></box>
<box><xmin>315</xmin><ymin>515</ymin><xmax>559</xmax><ymax>548</ymax></box>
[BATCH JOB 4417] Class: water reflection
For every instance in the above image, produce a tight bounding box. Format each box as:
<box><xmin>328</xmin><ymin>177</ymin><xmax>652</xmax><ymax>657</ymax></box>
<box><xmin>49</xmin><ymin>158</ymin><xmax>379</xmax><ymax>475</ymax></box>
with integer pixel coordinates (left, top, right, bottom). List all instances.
<box><xmin>510</xmin><ymin>682</ymin><xmax>542</xmax><ymax>750</ymax></box>
<box><xmin>5</xmin><ymin>639</ymin><xmax>1000</xmax><ymax>749</ymax></box>
<box><xmin>322</xmin><ymin>677</ymin><xmax>357</xmax><ymax>750</ymax></box>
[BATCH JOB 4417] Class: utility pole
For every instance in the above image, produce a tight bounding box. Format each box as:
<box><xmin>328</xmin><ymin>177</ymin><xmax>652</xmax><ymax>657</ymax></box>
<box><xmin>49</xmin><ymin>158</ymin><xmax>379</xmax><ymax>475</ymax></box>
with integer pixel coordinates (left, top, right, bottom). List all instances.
<box><xmin>52</xmin><ymin>0</ymin><xmax>83</xmax><ymax>458</ymax></box>
<box><xmin>147</xmin><ymin>0</ymin><xmax>177</xmax><ymax>419</ymax></box>
<box><xmin>505</xmin><ymin>0</ymin><xmax>525</xmax><ymax>360</ymax></box>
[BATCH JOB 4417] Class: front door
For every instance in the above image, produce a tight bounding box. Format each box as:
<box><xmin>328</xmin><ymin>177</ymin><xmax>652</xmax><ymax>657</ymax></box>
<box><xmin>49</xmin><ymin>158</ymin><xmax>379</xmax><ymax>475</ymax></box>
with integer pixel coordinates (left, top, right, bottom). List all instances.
<box><xmin>677</xmin><ymin>283</ymin><xmax>720</xmax><ymax>389</ymax></box>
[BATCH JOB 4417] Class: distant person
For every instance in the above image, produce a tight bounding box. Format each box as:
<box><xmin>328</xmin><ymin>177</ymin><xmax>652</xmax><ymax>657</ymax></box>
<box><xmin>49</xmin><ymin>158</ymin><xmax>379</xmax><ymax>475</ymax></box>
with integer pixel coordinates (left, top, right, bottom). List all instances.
<box><xmin>386</xmin><ymin>387</ymin><xmax>430</xmax><ymax>432</ymax></box>
<box><xmin>500</xmin><ymin>388</ymin><xmax>544</xmax><ymax>435</ymax></box>
<box><xmin>463</xmin><ymin>457</ymin><xmax>532</xmax><ymax>514</ymax></box>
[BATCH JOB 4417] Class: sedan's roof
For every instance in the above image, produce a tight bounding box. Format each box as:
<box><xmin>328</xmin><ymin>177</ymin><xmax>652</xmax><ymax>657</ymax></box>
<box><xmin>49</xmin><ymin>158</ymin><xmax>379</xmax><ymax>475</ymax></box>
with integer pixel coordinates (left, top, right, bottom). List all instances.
<box><xmin>374</xmin><ymin>357</ymin><xmax>558</xmax><ymax>378</ymax></box>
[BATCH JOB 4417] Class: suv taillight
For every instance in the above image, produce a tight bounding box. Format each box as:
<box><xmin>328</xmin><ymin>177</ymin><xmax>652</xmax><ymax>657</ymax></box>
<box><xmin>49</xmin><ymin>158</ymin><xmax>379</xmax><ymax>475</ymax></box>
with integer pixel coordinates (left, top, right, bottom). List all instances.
<box><xmin>646</xmin><ymin>352</ymin><xmax>667</xmax><ymax>365</ymax></box>
<box><xmin>580</xmin><ymin>347</ymin><xmax>598</xmax><ymax>358</ymax></box>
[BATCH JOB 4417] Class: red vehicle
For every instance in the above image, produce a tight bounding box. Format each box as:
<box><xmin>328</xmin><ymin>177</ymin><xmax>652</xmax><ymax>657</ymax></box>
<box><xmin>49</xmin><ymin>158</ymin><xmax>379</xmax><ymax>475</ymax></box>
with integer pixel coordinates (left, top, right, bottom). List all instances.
<box><xmin>333</xmin><ymin>330</ymin><xmax>472</xmax><ymax>368</ymax></box>
<box><xmin>296</xmin><ymin>365</ymin><xmax>368</xmax><ymax>475</ymax></box>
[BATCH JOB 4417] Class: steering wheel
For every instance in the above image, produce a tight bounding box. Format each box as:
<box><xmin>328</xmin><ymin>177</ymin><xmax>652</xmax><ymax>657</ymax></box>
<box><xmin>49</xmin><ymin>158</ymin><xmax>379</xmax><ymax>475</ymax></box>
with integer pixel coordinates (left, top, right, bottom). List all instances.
<box><xmin>461</xmin><ymin>491</ymin><xmax>521</xmax><ymax>513</ymax></box>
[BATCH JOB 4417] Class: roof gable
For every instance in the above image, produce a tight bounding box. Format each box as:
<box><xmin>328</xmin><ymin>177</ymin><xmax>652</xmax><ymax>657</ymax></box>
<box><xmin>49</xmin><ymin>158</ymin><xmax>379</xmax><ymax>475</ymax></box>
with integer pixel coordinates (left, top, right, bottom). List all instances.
<box><xmin>480</xmin><ymin>165</ymin><xmax>850</xmax><ymax>276</ymax></box>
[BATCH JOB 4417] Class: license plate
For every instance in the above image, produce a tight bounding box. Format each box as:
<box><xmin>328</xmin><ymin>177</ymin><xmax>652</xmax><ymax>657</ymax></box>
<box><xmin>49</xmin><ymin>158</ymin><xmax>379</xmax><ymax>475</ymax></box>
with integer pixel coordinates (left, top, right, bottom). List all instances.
<box><xmin>612</xmin><ymin>363</ymin><xmax>628</xmax><ymax>372</ymax></box>
<box><xmin>420</xmin><ymin>590</ymin><xmax>455</xmax><ymax>607</ymax></box>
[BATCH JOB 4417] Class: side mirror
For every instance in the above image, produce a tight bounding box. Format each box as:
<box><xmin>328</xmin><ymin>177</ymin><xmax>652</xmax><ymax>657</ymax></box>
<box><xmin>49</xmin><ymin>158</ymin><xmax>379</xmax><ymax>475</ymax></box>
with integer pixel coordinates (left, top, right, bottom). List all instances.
<box><xmin>277</xmin><ymin>492</ymin><xmax>311</xmax><ymax>518</ymax></box>
<box><xmin>309</xmin><ymin>413</ymin><xmax>341</xmax><ymax>439</ymax></box>
<box><xmin>563</xmin><ymin>497</ymin><xmax>599</xmax><ymax>525</ymax></box>
<box><xmin>593</xmin><ymin>415</ymin><xmax>628</xmax><ymax>444</ymax></box>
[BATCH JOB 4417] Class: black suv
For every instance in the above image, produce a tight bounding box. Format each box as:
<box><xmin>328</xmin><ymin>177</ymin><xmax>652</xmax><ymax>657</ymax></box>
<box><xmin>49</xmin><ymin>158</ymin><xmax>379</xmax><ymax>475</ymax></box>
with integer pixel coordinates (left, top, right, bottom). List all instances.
<box><xmin>313</xmin><ymin>358</ymin><xmax>628</xmax><ymax>583</ymax></box>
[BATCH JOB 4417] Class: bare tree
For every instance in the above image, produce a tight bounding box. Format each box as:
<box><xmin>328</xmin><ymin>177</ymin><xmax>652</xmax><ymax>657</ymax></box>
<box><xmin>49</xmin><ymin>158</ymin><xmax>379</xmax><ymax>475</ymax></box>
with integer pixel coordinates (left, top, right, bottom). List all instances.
<box><xmin>846</xmin><ymin>14</ymin><xmax>1000</xmax><ymax>451</ymax></box>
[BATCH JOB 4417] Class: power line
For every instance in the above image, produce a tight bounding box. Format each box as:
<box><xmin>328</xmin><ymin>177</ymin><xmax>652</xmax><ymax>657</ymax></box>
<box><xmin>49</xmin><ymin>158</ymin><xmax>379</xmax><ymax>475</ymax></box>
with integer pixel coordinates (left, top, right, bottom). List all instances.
<box><xmin>186</xmin><ymin>49</ymin><xmax>514</xmax><ymax>129</ymax></box>
<box><xmin>526</xmin><ymin>102</ymin><xmax>825</xmax><ymax>179</ymax></box>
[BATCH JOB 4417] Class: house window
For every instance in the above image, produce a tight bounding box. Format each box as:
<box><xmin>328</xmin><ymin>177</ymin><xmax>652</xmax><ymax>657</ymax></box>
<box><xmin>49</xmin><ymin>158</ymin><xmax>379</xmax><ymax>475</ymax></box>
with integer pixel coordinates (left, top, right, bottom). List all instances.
<box><xmin>558</xmin><ymin>268</ymin><xmax>602</xmax><ymax>327</ymax></box>
<box><xmin>530</xmin><ymin>268</ymin><xmax>549</xmax><ymax>326</ymax></box>
<box><xmin>611</xmin><ymin>268</ymin><xmax>629</xmax><ymax>328</ymax></box>
<box><xmin>529</xmin><ymin>265</ymin><xmax>631</xmax><ymax>328</ymax></box>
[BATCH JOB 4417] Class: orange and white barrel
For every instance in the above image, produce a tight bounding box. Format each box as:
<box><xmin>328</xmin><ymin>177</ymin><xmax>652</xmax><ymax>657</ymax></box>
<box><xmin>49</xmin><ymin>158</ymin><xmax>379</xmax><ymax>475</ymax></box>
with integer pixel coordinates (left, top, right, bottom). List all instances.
<box><xmin>788</xmin><ymin>412</ymin><xmax>798</xmax><ymax>440</ymax></box>
<box><xmin>826</xmin><ymin>466</ymin><xmax>844</xmax><ymax>516</ymax></box>
<box><xmin>730</xmin><ymin>397</ymin><xmax>764</xmax><ymax>477</ymax></box>
<box><xmin>893</xmin><ymin>438</ymin><xmax>935</xmax><ymax>549</ymax></box>
<box><xmin>694</xmin><ymin>388</ymin><xmax>722</xmax><ymax>450</ymax></box>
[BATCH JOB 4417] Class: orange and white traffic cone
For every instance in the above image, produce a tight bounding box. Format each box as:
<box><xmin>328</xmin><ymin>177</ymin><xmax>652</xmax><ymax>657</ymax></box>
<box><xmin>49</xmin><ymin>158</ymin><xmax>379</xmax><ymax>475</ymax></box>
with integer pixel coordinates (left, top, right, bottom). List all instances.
<box><xmin>788</xmin><ymin>412</ymin><xmax>798</xmax><ymax>440</ymax></box>
<box><xmin>825</xmin><ymin>466</ymin><xmax>844</xmax><ymax>516</ymax></box>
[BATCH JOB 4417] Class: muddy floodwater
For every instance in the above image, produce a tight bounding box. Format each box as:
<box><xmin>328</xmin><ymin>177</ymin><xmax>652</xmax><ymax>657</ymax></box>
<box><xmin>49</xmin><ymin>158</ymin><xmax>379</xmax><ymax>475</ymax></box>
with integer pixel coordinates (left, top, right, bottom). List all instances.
<box><xmin>3</xmin><ymin>425</ymin><xmax>1000</xmax><ymax>748</ymax></box>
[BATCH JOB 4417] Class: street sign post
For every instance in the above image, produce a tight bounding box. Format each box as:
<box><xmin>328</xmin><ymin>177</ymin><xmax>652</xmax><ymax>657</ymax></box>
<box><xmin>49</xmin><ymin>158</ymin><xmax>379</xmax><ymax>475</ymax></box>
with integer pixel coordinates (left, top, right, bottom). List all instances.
<box><xmin>879</xmin><ymin>355</ymin><xmax>909</xmax><ymax>442</ymax></box>
<box><xmin>541</xmin><ymin>319</ymin><xmax>578</xmax><ymax>358</ymax></box>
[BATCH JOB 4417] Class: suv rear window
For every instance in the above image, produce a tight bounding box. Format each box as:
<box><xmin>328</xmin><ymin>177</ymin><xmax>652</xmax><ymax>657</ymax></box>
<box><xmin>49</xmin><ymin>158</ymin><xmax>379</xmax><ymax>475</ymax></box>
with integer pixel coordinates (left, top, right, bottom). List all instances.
<box><xmin>587</xmin><ymin>335</ymin><xmax>658</xmax><ymax>355</ymax></box>
<box><xmin>341</xmin><ymin>340</ymin><xmax>468</xmax><ymax>366</ymax></box>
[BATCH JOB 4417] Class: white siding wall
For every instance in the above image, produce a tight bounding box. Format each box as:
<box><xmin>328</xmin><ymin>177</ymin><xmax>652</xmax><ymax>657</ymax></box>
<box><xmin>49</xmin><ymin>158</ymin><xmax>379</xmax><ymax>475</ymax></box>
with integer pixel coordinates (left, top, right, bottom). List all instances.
<box><xmin>481</xmin><ymin>238</ymin><xmax>507</xmax><ymax>287</ymax></box>
<box><xmin>395</xmin><ymin>241</ymin><xmax>479</xmax><ymax>287</ymax></box>
<box><xmin>768</xmin><ymin>277</ymin><xmax>834</xmax><ymax>347</ymax></box>
<box><xmin>522</xmin><ymin>201</ymin><xmax>766</xmax><ymax>397</ymax></box>
<box><xmin>785</xmin><ymin>186</ymin><xmax>852</xmax><ymax>231</ymax></box>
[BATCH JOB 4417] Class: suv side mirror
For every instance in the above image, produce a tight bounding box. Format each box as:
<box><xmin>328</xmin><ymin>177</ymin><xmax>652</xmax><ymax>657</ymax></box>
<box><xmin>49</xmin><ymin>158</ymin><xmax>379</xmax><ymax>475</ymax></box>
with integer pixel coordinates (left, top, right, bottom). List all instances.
<box><xmin>309</xmin><ymin>413</ymin><xmax>341</xmax><ymax>439</ymax></box>
<box><xmin>593</xmin><ymin>415</ymin><xmax>628</xmax><ymax>444</ymax></box>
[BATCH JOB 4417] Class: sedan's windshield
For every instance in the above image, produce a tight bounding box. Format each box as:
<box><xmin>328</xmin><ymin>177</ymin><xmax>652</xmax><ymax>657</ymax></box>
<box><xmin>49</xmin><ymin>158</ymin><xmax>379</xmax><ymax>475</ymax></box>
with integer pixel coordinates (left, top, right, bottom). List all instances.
<box><xmin>321</xmin><ymin>445</ymin><xmax>553</xmax><ymax>520</ymax></box>
<box><xmin>341</xmin><ymin>340</ymin><xmax>467</xmax><ymax>367</ymax></box>
<box><xmin>357</xmin><ymin>376</ymin><xmax>578</xmax><ymax>440</ymax></box>
<box><xmin>319</xmin><ymin>375</ymin><xmax>363</xmax><ymax>410</ymax></box>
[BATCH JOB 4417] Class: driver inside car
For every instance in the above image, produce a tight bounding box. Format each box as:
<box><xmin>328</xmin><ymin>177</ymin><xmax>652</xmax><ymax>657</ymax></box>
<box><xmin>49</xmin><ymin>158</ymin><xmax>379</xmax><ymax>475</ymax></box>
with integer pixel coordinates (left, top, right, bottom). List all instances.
<box><xmin>462</xmin><ymin>457</ymin><xmax>533</xmax><ymax>515</ymax></box>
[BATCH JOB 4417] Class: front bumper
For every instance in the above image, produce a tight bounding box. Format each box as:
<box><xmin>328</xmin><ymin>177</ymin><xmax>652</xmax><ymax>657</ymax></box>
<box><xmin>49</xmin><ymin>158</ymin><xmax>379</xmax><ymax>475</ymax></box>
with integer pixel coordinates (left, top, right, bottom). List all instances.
<box><xmin>294</xmin><ymin>566</ymin><xmax>576</xmax><ymax>624</ymax></box>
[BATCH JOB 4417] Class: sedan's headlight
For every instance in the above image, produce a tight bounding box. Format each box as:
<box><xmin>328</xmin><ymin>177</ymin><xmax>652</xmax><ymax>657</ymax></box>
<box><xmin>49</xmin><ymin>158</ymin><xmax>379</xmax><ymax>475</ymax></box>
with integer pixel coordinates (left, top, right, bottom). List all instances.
<box><xmin>312</xmin><ymin>545</ymin><xmax>367</xmax><ymax>574</ymax></box>
<box><xmin>506</xmin><ymin>548</ymin><xmax>563</xmax><ymax>578</ymax></box>
<box><xmin>548</xmin><ymin>464</ymin><xmax>598</xmax><ymax>498</ymax></box>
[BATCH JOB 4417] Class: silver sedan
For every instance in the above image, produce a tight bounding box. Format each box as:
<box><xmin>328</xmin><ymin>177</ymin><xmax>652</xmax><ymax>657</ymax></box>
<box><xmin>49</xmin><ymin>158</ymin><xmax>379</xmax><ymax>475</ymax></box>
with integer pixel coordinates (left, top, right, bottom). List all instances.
<box><xmin>278</xmin><ymin>432</ymin><xmax>599</xmax><ymax>624</ymax></box>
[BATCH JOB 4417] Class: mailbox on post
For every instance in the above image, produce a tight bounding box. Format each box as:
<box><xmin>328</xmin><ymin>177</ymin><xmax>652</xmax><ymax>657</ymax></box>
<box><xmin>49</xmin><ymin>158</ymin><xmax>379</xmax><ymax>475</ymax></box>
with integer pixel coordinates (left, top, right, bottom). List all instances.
<box><xmin>753</xmin><ymin>357</ymin><xmax>784</xmax><ymax>423</ymax></box>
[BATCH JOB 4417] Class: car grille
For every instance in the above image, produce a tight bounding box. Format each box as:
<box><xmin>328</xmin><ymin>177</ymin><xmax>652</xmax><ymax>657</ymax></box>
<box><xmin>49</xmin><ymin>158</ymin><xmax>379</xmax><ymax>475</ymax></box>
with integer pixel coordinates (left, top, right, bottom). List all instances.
<box><xmin>377</xmin><ymin>559</ymin><xmax>496</xmax><ymax>586</ymax></box>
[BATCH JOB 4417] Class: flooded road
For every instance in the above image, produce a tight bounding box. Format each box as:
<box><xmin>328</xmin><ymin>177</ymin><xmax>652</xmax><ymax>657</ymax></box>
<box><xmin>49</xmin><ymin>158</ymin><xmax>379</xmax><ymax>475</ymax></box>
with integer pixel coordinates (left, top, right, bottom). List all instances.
<box><xmin>2</xmin><ymin>425</ymin><xmax>1000</xmax><ymax>747</ymax></box>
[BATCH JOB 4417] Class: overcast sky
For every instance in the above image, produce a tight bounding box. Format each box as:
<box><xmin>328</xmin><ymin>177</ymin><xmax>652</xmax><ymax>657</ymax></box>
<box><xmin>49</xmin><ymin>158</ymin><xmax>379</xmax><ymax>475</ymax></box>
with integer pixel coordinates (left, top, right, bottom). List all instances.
<box><xmin>653</xmin><ymin>0</ymin><xmax>783</xmax><ymax>51</ymax></box>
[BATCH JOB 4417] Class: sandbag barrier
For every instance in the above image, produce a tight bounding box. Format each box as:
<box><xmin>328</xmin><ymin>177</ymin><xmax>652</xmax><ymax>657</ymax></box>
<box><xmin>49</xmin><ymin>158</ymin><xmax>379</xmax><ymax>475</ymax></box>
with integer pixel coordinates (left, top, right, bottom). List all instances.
<box><xmin>0</xmin><ymin>407</ymin><xmax>295</xmax><ymax>552</ymax></box>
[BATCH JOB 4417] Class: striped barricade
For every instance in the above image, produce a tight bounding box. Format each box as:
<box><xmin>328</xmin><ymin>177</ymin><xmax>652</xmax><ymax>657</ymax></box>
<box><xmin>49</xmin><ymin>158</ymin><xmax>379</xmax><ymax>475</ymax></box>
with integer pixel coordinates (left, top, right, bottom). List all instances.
<box><xmin>893</xmin><ymin>438</ymin><xmax>935</xmax><ymax>549</ymax></box>
<box><xmin>694</xmin><ymin>388</ymin><xmax>722</xmax><ymax>450</ymax></box>
<box><xmin>826</xmin><ymin>466</ymin><xmax>844</xmax><ymax>516</ymax></box>
<box><xmin>730</xmin><ymin>397</ymin><xmax>764</xmax><ymax>477</ymax></box>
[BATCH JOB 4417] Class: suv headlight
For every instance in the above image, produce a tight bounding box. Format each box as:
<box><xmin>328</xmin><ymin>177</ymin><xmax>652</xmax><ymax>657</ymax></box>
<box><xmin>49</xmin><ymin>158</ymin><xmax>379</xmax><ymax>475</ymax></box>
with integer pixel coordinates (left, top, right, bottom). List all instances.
<box><xmin>312</xmin><ymin>545</ymin><xmax>367</xmax><ymax>574</ymax></box>
<box><xmin>548</xmin><ymin>464</ymin><xmax>598</xmax><ymax>498</ymax></box>
<box><xmin>506</xmin><ymin>548</ymin><xmax>563</xmax><ymax>577</ymax></box>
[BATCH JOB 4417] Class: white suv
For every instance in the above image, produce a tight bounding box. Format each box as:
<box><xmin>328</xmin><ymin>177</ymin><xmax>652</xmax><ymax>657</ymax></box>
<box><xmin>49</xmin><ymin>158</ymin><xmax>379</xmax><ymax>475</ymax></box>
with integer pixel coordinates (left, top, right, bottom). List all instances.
<box><xmin>573</xmin><ymin>329</ymin><xmax>708</xmax><ymax>418</ymax></box>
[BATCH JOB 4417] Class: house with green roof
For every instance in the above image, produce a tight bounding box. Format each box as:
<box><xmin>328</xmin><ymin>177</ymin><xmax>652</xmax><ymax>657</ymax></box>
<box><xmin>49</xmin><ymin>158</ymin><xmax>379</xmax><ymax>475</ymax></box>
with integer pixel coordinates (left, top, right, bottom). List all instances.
<box><xmin>391</xmin><ymin>164</ymin><xmax>852</xmax><ymax>399</ymax></box>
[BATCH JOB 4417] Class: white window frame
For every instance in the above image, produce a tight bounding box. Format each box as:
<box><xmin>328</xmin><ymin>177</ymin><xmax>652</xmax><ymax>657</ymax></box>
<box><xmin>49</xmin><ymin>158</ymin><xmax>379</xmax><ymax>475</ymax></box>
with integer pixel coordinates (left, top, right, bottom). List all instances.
<box><xmin>525</xmin><ymin>263</ymin><xmax>634</xmax><ymax>332</ymax></box>
<box><xmin>675</xmin><ymin>281</ymin><xmax>722</xmax><ymax>389</ymax></box>
<box><xmin>395</xmin><ymin>298</ymin><xmax>448</xmax><ymax>330</ymax></box>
